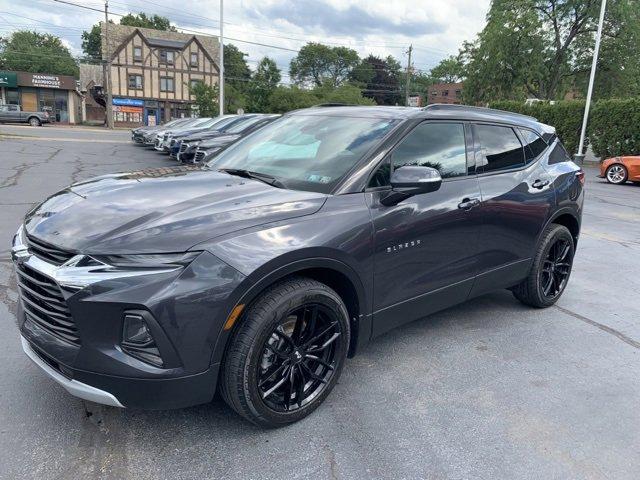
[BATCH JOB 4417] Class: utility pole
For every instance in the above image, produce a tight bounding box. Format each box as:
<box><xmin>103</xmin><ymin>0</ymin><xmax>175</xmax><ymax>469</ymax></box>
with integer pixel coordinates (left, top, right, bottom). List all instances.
<box><xmin>103</xmin><ymin>1</ymin><xmax>114</xmax><ymax>129</ymax></box>
<box><xmin>575</xmin><ymin>0</ymin><xmax>607</xmax><ymax>164</ymax></box>
<box><xmin>218</xmin><ymin>0</ymin><xmax>224</xmax><ymax>116</ymax></box>
<box><xmin>405</xmin><ymin>45</ymin><xmax>412</xmax><ymax>106</ymax></box>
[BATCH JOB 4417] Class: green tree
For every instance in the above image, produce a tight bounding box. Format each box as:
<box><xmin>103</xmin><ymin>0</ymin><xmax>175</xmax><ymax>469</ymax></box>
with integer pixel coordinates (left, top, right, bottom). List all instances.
<box><xmin>351</xmin><ymin>55</ymin><xmax>402</xmax><ymax>105</ymax></box>
<box><xmin>189</xmin><ymin>81</ymin><xmax>219</xmax><ymax>117</ymax></box>
<box><xmin>312</xmin><ymin>83</ymin><xmax>376</xmax><ymax>106</ymax></box>
<box><xmin>429</xmin><ymin>56</ymin><xmax>465</xmax><ymax>83</ymax></box>
<box><xmin>248</xmin><ymin>57</ymin><xmax>282</xmax><ymax>112</ymax></box>
<box><xmin>290</xmin><ymin>42</ymin><xmax>360</xmax><ymax>87</ymax></box>
<box><xmin>0</xmin><ymin>31</ymin><xmax>78</xmax><ymax>76</ymax></box>
<box><xmin>81</xmin><ymin>13</ymin><xmax>176</xmax><ymax>59</ymax></box>
<box><xmin>267</xmin><ymin>86</ymin><xmax>320</xmax><ymax>113</ymax></box>
<box><xmin>224</xmin><ymin>43</ymin><xmax>251</xmax><ymax>93</ymax></box>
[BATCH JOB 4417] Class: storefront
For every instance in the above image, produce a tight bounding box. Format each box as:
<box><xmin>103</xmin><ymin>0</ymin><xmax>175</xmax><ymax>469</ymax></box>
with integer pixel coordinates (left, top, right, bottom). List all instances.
<box><xmin>0</xmin><ymin>71</ymin><xmax>80</xmax><ymax>124</ymax></box>
<box><xmin>112</xmin><ymin>97</ymin><xmax>144</xmax><ymax>125</ymax></box>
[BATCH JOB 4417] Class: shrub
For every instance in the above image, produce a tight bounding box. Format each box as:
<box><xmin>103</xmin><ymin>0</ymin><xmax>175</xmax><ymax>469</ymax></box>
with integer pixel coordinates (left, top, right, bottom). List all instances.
<box><xmin>590</xmin><ymin>98</ymin><xmax>640</xmax><ymax>158</ymax></box>
<box><xmin>489</xmin><ymin>100</ymin><xmax>585</xmax><ymax>154</ymax></box>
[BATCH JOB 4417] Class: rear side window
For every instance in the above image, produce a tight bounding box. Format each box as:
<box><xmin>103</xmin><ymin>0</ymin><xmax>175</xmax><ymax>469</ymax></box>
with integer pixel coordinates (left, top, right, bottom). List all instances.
<box><xmin>520</xmin><ymin>129</ymin><xmax>548</xmax><ymax>162</ymax></box>
<box><xmin>475</xmin><ymin>124</ymin><xmax>525</xmax><ymax>172</ymax></box>
<box><xmin>548</xmin><ymin>141</ymin><xmax>572</xmax><ymax>164</ymax></box>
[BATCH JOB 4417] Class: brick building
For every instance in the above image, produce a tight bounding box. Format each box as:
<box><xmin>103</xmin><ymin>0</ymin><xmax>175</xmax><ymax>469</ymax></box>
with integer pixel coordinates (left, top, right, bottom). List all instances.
<box><xmin>427</xmin><ymin>82</ymin><xmax>464</xmax><ymax>105</ymax></box>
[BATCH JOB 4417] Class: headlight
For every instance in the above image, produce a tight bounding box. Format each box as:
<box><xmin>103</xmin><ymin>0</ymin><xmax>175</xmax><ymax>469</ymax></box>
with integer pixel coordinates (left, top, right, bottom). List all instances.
<box><xmin>92</xmin><ymin>252</ymin><xmax>201</xmax><ymax>269</ymax></box>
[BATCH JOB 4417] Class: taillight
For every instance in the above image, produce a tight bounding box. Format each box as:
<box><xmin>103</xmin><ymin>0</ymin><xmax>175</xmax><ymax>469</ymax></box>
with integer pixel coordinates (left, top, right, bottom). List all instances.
<box><xmin>576</xmin><ymin>170</ymin><xmax>585</xmax><ymax>186</ymax></box>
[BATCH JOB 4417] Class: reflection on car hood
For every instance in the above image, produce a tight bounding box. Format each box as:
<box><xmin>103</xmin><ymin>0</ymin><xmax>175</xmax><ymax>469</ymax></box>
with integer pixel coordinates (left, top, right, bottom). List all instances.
<box><xmin>199</xmin><ymin>134</ymin><xmax>240</xmax><ymax>148</ymax></box>
<box><xmin>24</xmin><ymin>166</ymin><xmax>327</xmax><ymax>254</ymax></box>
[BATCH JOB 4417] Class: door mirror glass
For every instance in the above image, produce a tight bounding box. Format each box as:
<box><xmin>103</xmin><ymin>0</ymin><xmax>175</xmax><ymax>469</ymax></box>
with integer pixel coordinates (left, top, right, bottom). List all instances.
<box><xmin>382</xmin><ymin>166</ymin><xmax>442</xmax><ymax>205</ymax></box>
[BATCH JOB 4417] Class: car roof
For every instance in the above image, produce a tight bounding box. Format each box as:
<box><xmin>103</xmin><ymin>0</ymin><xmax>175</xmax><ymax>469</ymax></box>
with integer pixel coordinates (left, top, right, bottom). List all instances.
<box><xmin>288</xmin><ymin>104</ymin><xmax>553</xmax><ymax>135</ymax></box>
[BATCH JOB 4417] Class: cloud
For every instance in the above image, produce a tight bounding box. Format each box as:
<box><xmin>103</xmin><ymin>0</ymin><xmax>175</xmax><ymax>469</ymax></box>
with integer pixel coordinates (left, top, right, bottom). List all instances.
<box><xmin>246</xmin><ymin>0</ymin><xmax>445</xmax><ymax>37</ymax></box>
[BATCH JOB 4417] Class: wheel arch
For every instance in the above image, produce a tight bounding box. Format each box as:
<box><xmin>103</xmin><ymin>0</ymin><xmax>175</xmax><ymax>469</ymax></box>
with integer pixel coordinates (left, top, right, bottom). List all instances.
<box><xmin>538</xmin><ymin>208</ymin><xmax>580</xmax><ymax>248</ymax></box>
<box><xmin>211</xmin><ymin>257</ymin><xmax>370</xmax><ymax>367</ymax></box>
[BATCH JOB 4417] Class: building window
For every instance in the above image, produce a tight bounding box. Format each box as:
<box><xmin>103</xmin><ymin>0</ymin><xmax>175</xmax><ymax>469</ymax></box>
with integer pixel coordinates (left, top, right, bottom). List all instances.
<box><xmin>133</xmin><ymin>46</ymin><xmax>142</xmax><ymax>62</ymax></box>
<box><xmin>159</xmin><ymin>50</ymin><xmax>175</xmax><ymax>65</ymax></box>
<box><xmin>455</xmin><ymin>89</ymin><xmax>462</xmax><ymax>97</ymax></box>
<box><xmin>128</xmin><ymin>74</ymin><xmax>143</xmax><ymax>89</ymax></box>
<box><xmin>160</xmin><ymin>77</ymin><xmax>175</xmax><ymax>92</ymax></box>
<box><xmin>442</xmin><ymin>90</ymin><xmax>449</xmax><ymax>97</ymax></box>
<box><xmin>190</xmin><ymin>52</ymin><xmax>198</xmax><ymax>68</ymax></box>
<box><xmin>189</xmin><ymin>79</ymin><xmax>202</xmax><ymax>90</ymax></box>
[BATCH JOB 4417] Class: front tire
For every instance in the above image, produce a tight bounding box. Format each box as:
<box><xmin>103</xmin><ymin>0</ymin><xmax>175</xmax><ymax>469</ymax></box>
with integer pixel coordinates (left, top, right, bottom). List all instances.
<box><xmin>605</xmin><ymin>164</ymin><xmax>628</xmax><ymax>184</ymax></box>
<box><xmin>512</xmin><ymin>224</ymin><xmax>575</xmax><ymax>308</ymax></box>
<box><xmin>220</xmin><ymin>277</ymin><xmax>350</xmax><ymax>427</ymax></box>
<box><xmin>28</xmin><ymin>117</ymin><xmax>41</xmax><ymax>127</ymax></box>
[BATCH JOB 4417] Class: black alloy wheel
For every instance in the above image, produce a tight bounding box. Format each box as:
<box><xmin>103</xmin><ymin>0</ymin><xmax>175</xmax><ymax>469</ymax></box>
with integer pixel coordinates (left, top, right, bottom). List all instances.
<box><xmin>220</xmin><ymin>277</ymin><xmax>350</xmax><ymax>427</ymax></box>
<box><xmin>511</xmin><ymin>223</ymin><xmax>574</xmax><ymax>308</ymax></box>
<box><xmin>539</xmin><ymin>238</ymin><xmax>572</xmax><ymax>299</ymax></box>
<box><xmin>258</xmin><ymin>304</ymin><xmax>342</xmax><ymax>412</ymax></box>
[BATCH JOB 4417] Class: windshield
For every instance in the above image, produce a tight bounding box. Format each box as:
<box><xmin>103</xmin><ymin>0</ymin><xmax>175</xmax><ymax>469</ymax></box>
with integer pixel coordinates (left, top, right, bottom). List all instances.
<box><xmin>198</xmin><ymin>115</ymin><xmax>234</xmax><ymax>129</ymax></box>
<box><xmin>224</xmin><ymin>116</ymin><xmax>269</xmax><ymax>134</ymax></box>
<box><xmin>209</xmin><ymin>114</ymin><xmax>398</xmax><ymax>193</ymax></box>
<box><xmin>204</xmin><ymin>115</ymin><xmax>239</xmax><ymax>130</ymax></box>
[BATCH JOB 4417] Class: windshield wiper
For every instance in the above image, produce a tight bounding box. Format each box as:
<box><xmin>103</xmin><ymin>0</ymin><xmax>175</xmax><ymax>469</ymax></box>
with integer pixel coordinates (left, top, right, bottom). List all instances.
<box><xmin>218</xmin><ymin>168</ymin><xmax>285</xmax><ymax>189</ymax></box>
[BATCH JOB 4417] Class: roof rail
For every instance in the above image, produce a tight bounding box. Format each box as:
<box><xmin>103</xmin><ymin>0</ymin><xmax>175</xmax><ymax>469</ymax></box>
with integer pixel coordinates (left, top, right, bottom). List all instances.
<box><xmin>423</xmin><ymin>103</ymin><xmax>538</xmax><ymax>122</ymax></box>
<box><xmin>312</xmin><ymin>103</ymin><xmax>356</xmax><ymax>107</ymax></box>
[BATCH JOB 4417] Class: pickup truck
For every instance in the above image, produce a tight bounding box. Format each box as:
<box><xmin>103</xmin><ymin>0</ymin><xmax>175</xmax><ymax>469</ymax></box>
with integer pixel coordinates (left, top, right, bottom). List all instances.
<box><xmin>0</xmin><ymin>104</ymin><xmax>50</xmax><ymax>126</ymax></box>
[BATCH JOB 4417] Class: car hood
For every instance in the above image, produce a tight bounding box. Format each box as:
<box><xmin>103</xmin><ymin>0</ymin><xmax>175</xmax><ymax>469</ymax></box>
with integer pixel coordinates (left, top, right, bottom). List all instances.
<box><xmin>199</xmin><ymin>134</ymin><xmax>240</xmax><ymax>148</ymax></box>
<box><xmin>170</xmin><ymin>127</ymin><xmax>210</xmax><ymax>138</ymax></box>
<box><xmin>24</xmin><ymin>166</ymin><xmax>327</xmax><ymax>254</ymax></box>
<box><xmin>183</xmin><ymin>131</ymin><xmax>229</xmax><ymax>143</ymax></box>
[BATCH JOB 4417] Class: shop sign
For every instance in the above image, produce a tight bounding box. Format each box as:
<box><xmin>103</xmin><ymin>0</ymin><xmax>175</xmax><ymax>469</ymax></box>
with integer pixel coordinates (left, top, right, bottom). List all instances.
<box><xmin>113</xmin><ymin>105</ymin><xmax>143</xmax><ymax>113</ymax></box>
<box><xmin>16</xmin><ymin>72</ymin><xmax>76</xmax><ymax>90</ymax></box>
<box><xmin>113</xmin><ymin>97</ymin><xmax>144</xmax><ymax>107</ymax></box>
<box><xmin>0</xmin><ymin>71</ymin><xmax>18</xmax><ymax>88</ymax></box>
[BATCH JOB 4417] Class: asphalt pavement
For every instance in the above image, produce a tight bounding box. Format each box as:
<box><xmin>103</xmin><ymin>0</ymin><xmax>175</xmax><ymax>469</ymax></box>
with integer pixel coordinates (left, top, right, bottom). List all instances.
<box><xmin>1</xmin><ymin>123</ymin><xmax>639</xmax><ymax>480</ymax></box>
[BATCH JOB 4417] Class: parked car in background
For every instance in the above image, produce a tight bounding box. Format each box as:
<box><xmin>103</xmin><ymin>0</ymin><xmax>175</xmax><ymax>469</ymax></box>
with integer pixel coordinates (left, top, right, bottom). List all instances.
<box><xmin>158</xmin><ymin>116</ymin><xmax>232</xmax><ymax>153</ymax></box>
<box><xmin>599</xmin><ymin>156</ymin><xmax>640</xmax><ymax>185</ymax></box>
<box><xmin>0</xmin><ymin>104</ymin><xmax>50</xmax><ymax>126</ymax></box>
<box><xmin>131</xmin><ymin>118</ymin><xmax>193</xmax><ymax>144</ymax></box>
<box><xmin>12</xmin><ymin>105</ymin><xmax>583</xmax><ymax>427</ymax></box>
<box><xmin>177</xmin><ymin>114</ymin><xmax>280</xmax><ymax>163</ymax></box>
<box><xmin>150</xmin><ymin>118</ymin><xmax>209</xmax><ymax>150</ymax></box>
<box><xmin>168</xmin><ymin>115</ymin><xmax>244</xmax><ymax>158</ymax></box>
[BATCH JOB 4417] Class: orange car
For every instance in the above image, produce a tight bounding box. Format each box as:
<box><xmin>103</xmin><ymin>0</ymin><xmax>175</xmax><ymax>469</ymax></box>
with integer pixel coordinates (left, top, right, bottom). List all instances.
<box><xmin>599</xmin><ymin>156</ymin><xmax>640</xmax><ymax>185</ymax></box>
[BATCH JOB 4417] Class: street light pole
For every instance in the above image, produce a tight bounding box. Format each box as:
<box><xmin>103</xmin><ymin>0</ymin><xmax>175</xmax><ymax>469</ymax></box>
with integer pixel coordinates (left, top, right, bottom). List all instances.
<box><xmin>219</xmin><ymin>0</ymin><xmax>224</xmax><ymax>116</ymax></box>
<box><xmin>405</xmin><ymin>44</ymin><xmax>412</xmax><ymax>106</ymax></box>
<box><xmin>575</xmin><ymin>0</ymin><xmax>607</xmax><ymax>164</ymax></box>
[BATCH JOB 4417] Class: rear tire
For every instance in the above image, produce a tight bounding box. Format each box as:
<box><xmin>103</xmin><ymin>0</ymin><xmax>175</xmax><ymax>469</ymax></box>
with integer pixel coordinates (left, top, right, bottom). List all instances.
<box><xmin>220</xmin><ymin>277</ymin><xmax>350</xmax><ymax>427</ymax></box>
<box><xmin>605</xmin><ymin>164</ymin><xmax>627</xmax><ymax>184</ymax></box>
<box><xmin>512</xmin><ymin>224</ymin><xmax>575</xmax><ymax>308</ymax></box>
<box><xmin>28</xmin><ymin>117</ymin><xmax>41</xmax><ymax>127</ymax></box>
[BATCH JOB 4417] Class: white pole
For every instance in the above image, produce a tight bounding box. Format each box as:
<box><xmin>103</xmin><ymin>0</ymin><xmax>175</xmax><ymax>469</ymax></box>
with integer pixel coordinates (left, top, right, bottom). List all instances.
<box><xmin>576</xmin><ymin>0</ymin><xmax>607</xmax><ymax>163</ymax></box>
<box><xmin>219</xmin><ymin>0</ymin><xmax>224</xmax><ymax>116</ymax></box>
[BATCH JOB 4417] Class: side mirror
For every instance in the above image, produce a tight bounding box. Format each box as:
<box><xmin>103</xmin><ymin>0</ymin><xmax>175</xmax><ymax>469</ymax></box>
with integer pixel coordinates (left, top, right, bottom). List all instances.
<box><xmin>381</xmin><ymin>166</ymin><xmax>442</xmax><ymax>206</ymax></box>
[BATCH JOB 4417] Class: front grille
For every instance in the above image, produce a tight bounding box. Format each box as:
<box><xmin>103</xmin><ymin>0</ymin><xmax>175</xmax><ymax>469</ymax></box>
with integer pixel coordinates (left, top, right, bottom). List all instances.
<box><xmin>194</xmin><ymin>149</ymin><xmax>206</xmax><ymax>162</ymax></box>
<box><xmin>27</xmin><ymin>235</ymin><xmax>75</xmax><ymax>266</ymax></box>
<box><xmin>16</xmin><ymin>263</ymin><xmax>80</xmax><ymax>345</ymax></box>
<box><xmin>179</xmin><ymin>142</ymin><xmax>189</xmax><ymax>153</ymax></box>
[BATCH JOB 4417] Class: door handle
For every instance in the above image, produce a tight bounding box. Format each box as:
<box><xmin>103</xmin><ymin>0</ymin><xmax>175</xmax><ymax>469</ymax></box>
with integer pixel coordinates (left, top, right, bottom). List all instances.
<box><xmin>531</xmin><ymin>179</ymin><xmax>550</xmax><ymax>189</ymax></box>
<box><xmin>458</xmin><ymin>197</ymin><xmax>480</xmax><ymax>210</ymax></box>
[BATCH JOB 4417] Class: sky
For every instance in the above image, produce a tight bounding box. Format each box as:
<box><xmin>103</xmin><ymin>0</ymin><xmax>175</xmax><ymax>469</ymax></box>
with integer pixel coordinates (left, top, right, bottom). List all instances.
<box><xmin>0</xmin><ymin>0</ymin><xmax>491</xmax><ymax>80</ymax></box>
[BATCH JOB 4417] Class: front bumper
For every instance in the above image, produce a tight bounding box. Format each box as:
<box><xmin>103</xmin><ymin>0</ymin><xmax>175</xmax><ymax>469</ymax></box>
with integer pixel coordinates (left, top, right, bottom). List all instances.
<box><xmin>22</xmin><ymin>336</ymin><xmax>124</xmax><ymax>407</ymax></box>
<box><xmin>13</xmin><ymin>231</ymin><xmax>247</xmax><ymax>409</ymax></box>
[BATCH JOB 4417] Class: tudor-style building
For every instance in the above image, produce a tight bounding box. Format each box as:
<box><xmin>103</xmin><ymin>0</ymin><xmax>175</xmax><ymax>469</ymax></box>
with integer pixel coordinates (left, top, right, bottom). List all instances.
<box><xmin>97</xmin><ymin>23</ymin><xmax>220</xmax><ymax>127</ymax></box>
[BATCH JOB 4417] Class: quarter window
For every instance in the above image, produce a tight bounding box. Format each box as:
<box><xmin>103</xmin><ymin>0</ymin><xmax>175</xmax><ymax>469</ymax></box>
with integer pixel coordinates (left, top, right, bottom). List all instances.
<box><xmin>475</xmin><ymin>124</ymin><xmax>525</xmax><ymax>172</ymax></box>
<box><xmin>520</xmin><ymin>129</ymin><xmax>548</xmax><ymax>162</ymax></box>
<box><xmin>128</xmin><ymin>74</ymin><xmax>143</xmax><ymax>89</ymax></box>
<box><xmin>160</xmin><ymin>77</ymin><xmax>174</xmax><ymax>92</ymax></box>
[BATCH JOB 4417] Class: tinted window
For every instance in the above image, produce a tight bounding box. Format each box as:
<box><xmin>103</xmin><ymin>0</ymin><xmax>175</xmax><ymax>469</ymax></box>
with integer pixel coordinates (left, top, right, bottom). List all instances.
<box><xmin>548</xmin><ymin>141</ymin><xmax>571</xmax><ymax>164</ymax></box>
<box><xmin>520</xmin><ymin>129</ymin><xmax>547</xmax><ymax>162</ymax></box>
<box><xmin>476</xmin><ymin>125</ymin><xmax>525</xmax><ymax>172</ymax></box>
<box><xmin>392</xmin><ymin>122</ymin><xmax>467</xmax><ymax>177</ymax></box>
